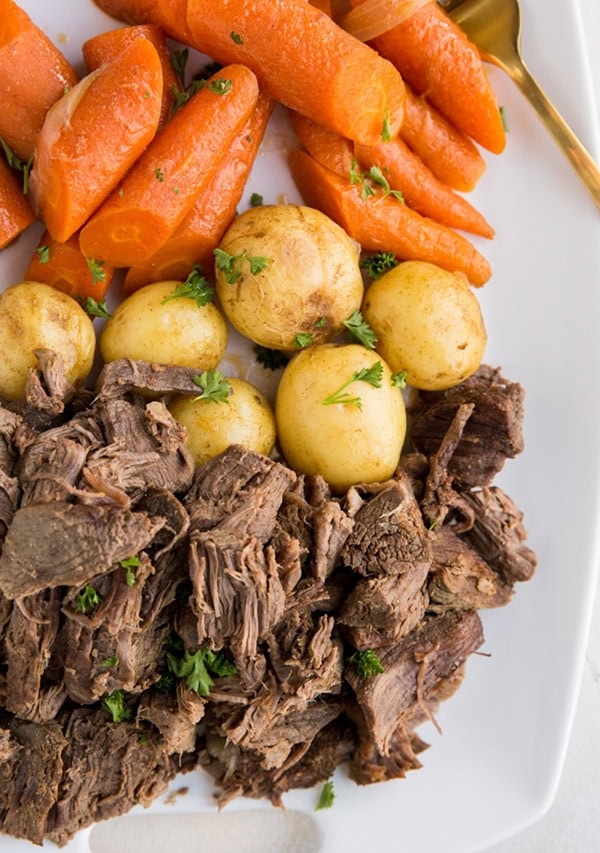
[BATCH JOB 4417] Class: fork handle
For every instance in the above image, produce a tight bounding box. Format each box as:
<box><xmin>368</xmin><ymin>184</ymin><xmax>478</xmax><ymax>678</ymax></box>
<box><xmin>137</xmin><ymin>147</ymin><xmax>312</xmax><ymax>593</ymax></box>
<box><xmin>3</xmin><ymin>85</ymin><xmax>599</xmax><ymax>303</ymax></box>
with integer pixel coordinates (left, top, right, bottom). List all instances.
<box><xmin>507</xmin><ymin>57</ymin><xmax>600</xmax><ymax>209</ymax></box>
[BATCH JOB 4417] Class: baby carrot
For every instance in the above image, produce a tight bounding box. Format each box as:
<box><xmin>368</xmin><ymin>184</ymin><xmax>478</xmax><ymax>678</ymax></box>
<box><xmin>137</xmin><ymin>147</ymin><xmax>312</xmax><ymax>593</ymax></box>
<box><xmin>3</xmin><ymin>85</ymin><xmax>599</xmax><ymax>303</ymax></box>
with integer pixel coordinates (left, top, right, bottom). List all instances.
<box><xmin>289</xmin><ymin>111</ymin><xmax>355</xmax><ymax>178</ymax></box>
<box><xmin>82</xmin><ymin>25</ymin><xmax>179</xmax><ymax>127</ymax></box>
<box><xmin>0</xmin><ymin>157</ymin><xmax>36</xmax><ymax>250</ymax></box>
<box><xmin>289</xmin><ymin>149</ymin><xmax>492</xmax><ymax>287</ymax></box>
<box><xmin>400</xmin><ymin>86</ymin><xmax>486</xmax><ymax>193</ymax></box>
<box><xmin>353</xmin><ymin>1</ymin><xmax>506</xmax><ymax>154</ymax></box>
<box><xmin>123</xmin><ymin>94</ymin><xmax>274</xmax><ymax>293</ymax></box>
<box><xmin>92</xmin><ymin>0</ymin><xmax>192</xmax><ymax>41</ymax></box>
<box><xmin>0</xmin><ymin>0</ymin><xmax>79</xmax><ymax>161</ymax></box>
<box><xmin>354</xmin><ymin>139</ymin><xmax>494</xmax><ymax>238</ymax></box>
<box><xmin>23</xmin><ymin>231</ymin><xmax>114</xmax><ymax>301</ymax></box>
<box><xmin>29</xmin><ymin>36</ymin><xmax>164</xmax><ymax>243</ymax></box>
<box><xmin>79</xmin><ymin>64</ymin><xmax>259</xmax><ymax>267</ymax></box>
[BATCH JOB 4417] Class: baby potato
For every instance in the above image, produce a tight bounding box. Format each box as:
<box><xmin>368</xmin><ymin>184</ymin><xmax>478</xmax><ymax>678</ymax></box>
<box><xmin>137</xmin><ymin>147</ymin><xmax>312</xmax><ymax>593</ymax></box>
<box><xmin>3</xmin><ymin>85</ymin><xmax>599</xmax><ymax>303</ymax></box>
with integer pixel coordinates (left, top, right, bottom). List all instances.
<box><xmin>275</xmin><ymin>344</ymin><xmax>406</xmax><ymax>493</ymax></box>
<box><xmin>362</xmin><ymin>260</ymin><xmax>487</xmax><ymax>391</ymax></box>
<box><xmin>169</xmin><ymin>377</ymin><xmax>276</xmax><ymax>466</ymax></box>
<box><xmin>100</xmin><ymin>280</ymin><xmax>227</xmax><ymax>369</ymax></box>
<box><xmin>215</xmin><ymin>204</ymin><xmax>363</xmax><ymax>350</ymax></box>
<box><xmin>0</xmin><ymin>281</ymin><xmax>95</xmax><ymax>400</ymax></box>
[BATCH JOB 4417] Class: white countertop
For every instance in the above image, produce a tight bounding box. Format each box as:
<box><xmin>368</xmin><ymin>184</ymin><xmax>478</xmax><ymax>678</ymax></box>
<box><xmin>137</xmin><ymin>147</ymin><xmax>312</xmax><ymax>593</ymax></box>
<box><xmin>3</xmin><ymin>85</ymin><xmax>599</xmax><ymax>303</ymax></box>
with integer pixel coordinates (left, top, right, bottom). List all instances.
<box><xmin>487</xmin><ymin>1</ymin><xmax>600</xmax><ymax>850</ymax></box>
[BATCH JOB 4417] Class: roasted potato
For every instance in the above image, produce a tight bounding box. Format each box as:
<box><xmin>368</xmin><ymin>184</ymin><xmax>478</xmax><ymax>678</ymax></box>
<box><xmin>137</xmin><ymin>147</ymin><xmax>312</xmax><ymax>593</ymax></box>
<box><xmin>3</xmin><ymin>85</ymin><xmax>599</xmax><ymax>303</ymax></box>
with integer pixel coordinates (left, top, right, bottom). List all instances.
<box><xmin>215</xmin><ymin>204</ymin><xmax>363</xmax><ymax>350</ymax></box>
<box><xmin>0</xmin><ymin>281</ymin><xmax>95</xmax><ymax>400</ymax></box>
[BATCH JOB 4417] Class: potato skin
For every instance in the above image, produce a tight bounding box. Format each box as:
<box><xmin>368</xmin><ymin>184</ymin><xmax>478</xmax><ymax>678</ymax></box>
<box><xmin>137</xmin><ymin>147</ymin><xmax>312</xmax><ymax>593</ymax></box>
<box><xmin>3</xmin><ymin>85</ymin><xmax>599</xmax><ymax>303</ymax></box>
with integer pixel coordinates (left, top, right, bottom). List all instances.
<box><xmin>362</xmin><ymin>261</ymin><xmax>487</xmax><ymax>391</ymax></box>
<box><xmin>0</xmin><ymin>281</ymin><xmax>95</xmax><ymax>400</ymax></box>
<box><xmin>100</xmin><ymin>280</ymin><xmax>227</xmax><ymax>369</ymax></box>
<box><xmin>215</xmin><ymin>204</ymin><xmax>363</xmax><ymax>350</ymax></box>
<box><xmin>275</xmin><ymin>344</ymin><xmax>406</xmax><ymax>493</ymax></box>
<box><xmin>169</xmin><ymin>378</ymin><xmax>276</xmax><ymax>466</ymax></box>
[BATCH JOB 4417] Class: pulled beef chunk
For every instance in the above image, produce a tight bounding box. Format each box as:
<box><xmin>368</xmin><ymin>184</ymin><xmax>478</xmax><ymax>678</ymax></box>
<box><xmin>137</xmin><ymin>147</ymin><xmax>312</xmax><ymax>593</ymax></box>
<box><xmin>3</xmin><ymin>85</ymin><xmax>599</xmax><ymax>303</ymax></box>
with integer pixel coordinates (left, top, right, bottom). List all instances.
<box><xmin>460</xmin><ymin>486</ymin><xmax>537</xmax><ymax>583</ymax></box>
<box><xmin>346</xmin><ymin>609</ymin><xmax>484</xmax><ymax>755</ymax></box>
<box><xmin>410</xmin><ymin>366</ymin><xmax>525</xmax><ymax>488</ymax></box>
<box><xmin>311</xmin><ymin>499</ymin><xmax>353</xmax><ymax>581</ymax></box>
<box><xmin>274</xmin><ymin>715</ymin><xmax>358</xmax><ymax>791</ymax></box>
<box><xmin>340</xmin><ymin>561</ymin><xmax>429</xmax><ymax>649</ymax></box>
<box><xmin>428</xmin><ymin>527</ymin><xmax>513</xmax><ymax>612</ymax></box>
<box><xmin>0</xmin><ymin>502</ymin><xmax>165</xmax><ymax>599</ymax></box>
<box><xmin>348</xmin><ymin>703</ymin><xmax>429</xmax><ymax>785</ymax></box>
<box><xmin>95</xmin><ymin>358</ymin><xmax>205</xmax><ymax>401</ymax></box>
<box><xmin>0</xmin><ymin>469</ymin><xmax>18</xmax><ymax>549</ymax></box>
<box><xmin>186</xmin><ymin>445</ymin><xmax>295</xmax><ymax>540</ymax></box>
<box><xmin>341</xmin><ymin>476</ymin><xmax>431</xmax><ymax>577</ymax></box>
<box><xmin>0</xmin><ymin>407</ymin><xmax>22</xmax><ymax>475</ymax></box>
<box><xmin>134</xmin><ymin>487</ymin><xmax>189</xmax><ymax>553</ymax></box>
<box><xmin>137</xmin><ymin>683</ymin><xmax>204</xmax><ymax>755</ymax></box>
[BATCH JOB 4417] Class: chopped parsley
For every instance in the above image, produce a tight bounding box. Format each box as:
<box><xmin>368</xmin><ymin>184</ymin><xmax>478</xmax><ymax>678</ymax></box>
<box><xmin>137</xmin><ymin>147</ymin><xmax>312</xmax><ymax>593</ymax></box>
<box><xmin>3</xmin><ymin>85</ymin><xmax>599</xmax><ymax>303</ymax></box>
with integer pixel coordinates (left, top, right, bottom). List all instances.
<box><xmin>349</xmin><ymin>648</ymin><xmax>385</xmax><ymax>678</ymax></box>
<box><xmin>101</xmin><ymin>689</ymin><xmax>132</xmax><ymax>723</ymax></box>
<box><xmin>120</xmin><ymin>555</ymin><xmax>141</xmax><ymax>587</ymax></box>
<box><xmin>315</xmin><ymin>779</ymin><xmax>335</xmax><ymax>810</ymax></box>
<box><xmin>294</xmin><ymin>332</ymin><xmax>313</xmax><ymax>349</ymax></box>
<box><xmin>86</xmin><ymin>258</ymin><xmax>106</xmax><ymax>285</ymax></box>
<box><xmin>321</xmin><ymin>362</ymin><xmax>384</xmax><ymax>410</ymax></box>
<box><xmin>343</xmin><ymin>310</ymin><xmax>377</xmax><ymax>350</ymax></box>
<box><xmin>154</xmin><ymin>167</ymin><xmax>165</xmax><ymax>182</ymax></box>
<box><xmin>167</xmin><ymin>647</ymin><xmax>237</xmax><ymax>697</ymax></box>
<box><xmin>192</xmin><ymin>369</ymin><xmax>232</xmax><ymax>403</ymax></box>
<box><xmin>360</xmin><ymin>251</ymin><xmax>398</xmax><ymax>280</ymax></box>
<box><xmin>206</xmin><ymin>76</ymin><xmax>233</xmax><ymax>96</ymax></box>
<box><xmin>82</xmin><ymin>297</ymin><xmax>112</xmax><ymax>319</ymax></box>
<box><xmin>349</xmin><ymin>159</ymin><xmax>403</xmax><ymax>203</ymax></box>
<box><xmin>102</xmin><ymin>656</ymin><xmax>120</xmax><ymax>668</ymax></box>
<box><xmin>381</xmin><ymin>111</ymin><xmax>392</xmax><ymax>142</ymax></box>
<box><xmin>35</xmin><ymin>245</ymin><xmax>51</xmax><ymax>264</ymax></box>
<box><xmin>171</xmin><ymin>48</ymin><xmax>189</xmax><ymax>87</ymax></box>
<box><xmin>250</xmin><ymin>192</ymin><xmax>264</xmax><ymax>207</ymax></box>
<box><xmin>391</xmin><ymin>371</ymin><xmax>408</xmax><ymax>389</ymax></box>
<box><xmin>0</xmin><ymin>137</ymin><xmax>33</xmax><ymax>194</ymax></box>
<box><xmin>230</xmin><ymin>30</ymin><xmax>244</xmax><ymax>45</ymax></box>
<box><xmin>161</xmin><ymin>266</ymin><xmax>214</xmax><ymax>308</ymax></box>
<box><xmin>73</xmin><ymin>585</ymin><xmax>102</xmax><ymax>615</ymax></box>
<box><xmin>253</xmin><ymin>344</ymin><xmax>289</xmax><ymax>371</ymax></box>
<box><xmin>214</xmin><ymin>247</ymin><xmax>271</xmax><ymax>283</ymax></box>
<box><xmin>500</xmin><ymin>105</ymin><xmax>510</xmax><ymax>132</ymax></box>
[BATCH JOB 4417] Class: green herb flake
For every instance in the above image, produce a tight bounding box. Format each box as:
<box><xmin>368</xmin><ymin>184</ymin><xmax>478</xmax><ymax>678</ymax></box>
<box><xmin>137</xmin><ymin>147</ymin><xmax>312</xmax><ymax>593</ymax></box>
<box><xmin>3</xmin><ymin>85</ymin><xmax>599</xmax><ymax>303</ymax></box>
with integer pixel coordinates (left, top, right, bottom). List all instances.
<box><xmin>321</xmin><ymin>362</ymin><xmax>384</xmax><ymax>410</ymax></box>
<box><xmin>103</xmin><ymin>656</ymin><xmax>120</xmax><ymax>668</ymax></box>
<box><xmin>381</xmin><ymin>111</ymin><xmax>392</xmax><ymax>142</ymax></box>
<box><xmin>73</xmin><ymin>585</ymin><xmax>102</xmax><ymax>615</ymax></box>
<box><xmin>86</xmin><ymin>258</ymin><xmax>106</xmax><ymax>285</ymax></box>
<box><xmin>155</xmin><ymin>167</ymin><xmax>165</xmax><ymax>182</ymax></box>
<box><xmin>35</xmin><ymin>245</ymin><xmax>51</xmax><ymax>264</ymax></box>
<box><xmin>167</xmin><ymin>647</ymin><xmax>237</xmax><ymax>697</ymax></box>
<box><xmin>294</xmin><ymin>332</ymin><xmax>313</xmax><ymax>349</ymax></box>
<box><xmin>230</xmin><ymin>30</ymin><xmax>244</xmax><ymax>45</ymax></box>
<box><xmin>500</xmin><ymin>105</ymin><xmax>510</xmax><ymax>132</ymax></box>
<box><xmin>171</xmin><ymin>48</ymin><xmax>189</xmax><ymax>88</ymax></box>
<box><xmin>161</xmin><ymin>266</ymin><xmax>214</xmax><ymax>308</ymax></box>
<box><xmin>144</xmin><ymin>91</ymin><xmax>151</xmax><ymax>98</ymax></box>
<box><xmin>391</xmin><ymin>371</ymin><xmax>408</xmax><ymax>389</ymax></box>
<box><xmin>253</xmin><ymin>344</ymin><xmax>289</xmax><ymax>371</ymax></box>
<box><xmin>82</xmin><ymin>297</ymin><xmax>112</xmax><ymax>319</ymax></box>
<box><xmin>343</xmin><ymin>310</ymin><xmax>377</xmax><ymax>349</ymax></box>
<box><xmin>250</xmin><ymin>192</ymin><xmax>264</xmax><ymax>207</ymax></box>
<box><xmin>192</xmin><ymin>369</ymin><xmax>232</xmax><ymax>404</ymax></box>
<box><xmin>314</xmin><ymin>317</ymin><xmax>328</xmax><ymax>328</ymax></box>
<box><xmin>120</xmin><ymin>555</ymin><xmax>141</xmax><ymax>588</ymax></box>
<box><xmin>207</xmin><ymin>76</ymin><xmax>233</xmax><ymax>96</ymax></box>
<box><xmin>349</xmin><ymin>648</ymin><xmax>385</xmax><ymax>678</ymax></box>
<box><xmin>0</xmin><ymin>137</ymin><xmax>33</xmax><ymax>194</ymax></box>
<box><xmin>315</xmin><ymin>780</ymin><xmax>335</xmax><ymax>811</ymax></box>
<box><xmin>137</xmin><ymin>730</ymin><xmax>149</xmax><ymax>744</ymax></box>
<box><xmin>349</xmin><ymin>159</ymin><xmax>403</xmax><ymax>203</ymax></box>
<box><xmin>360</xmin><ymin>251</ymin><xmax>398</xmax><ymax>280</ymax></box>
<box><xmin>214</xmin><ymin>247</ymin><xmax>271</xmax><ymax>284</ymax></box>
<box><xmin>101</xmin><ymin>689</ymin><xmax>132</xmax><ymax>723</ymax></box>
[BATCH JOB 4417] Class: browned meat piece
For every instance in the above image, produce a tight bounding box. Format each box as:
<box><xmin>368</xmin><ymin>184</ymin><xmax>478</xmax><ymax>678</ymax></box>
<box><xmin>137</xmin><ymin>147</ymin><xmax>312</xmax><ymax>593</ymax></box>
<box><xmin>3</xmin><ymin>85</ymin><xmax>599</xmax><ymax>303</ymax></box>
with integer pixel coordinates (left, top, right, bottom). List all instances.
<box><xmin>95</xmin><ymin>358</ymin><xmax>206</xmax><ymax>400</ymax></box>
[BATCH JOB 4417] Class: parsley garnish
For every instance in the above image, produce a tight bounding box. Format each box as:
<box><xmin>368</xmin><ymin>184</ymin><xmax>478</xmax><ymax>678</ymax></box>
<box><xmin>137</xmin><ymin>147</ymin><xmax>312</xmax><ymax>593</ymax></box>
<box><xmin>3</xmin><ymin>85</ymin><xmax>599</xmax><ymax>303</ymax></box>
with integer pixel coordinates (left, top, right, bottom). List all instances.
<box><xmin>35</xmin><ymin>245</ymin><xmax>51</xmax><ymax>264</ymax></box>
<box><xmin>82</xmin><ymin>297</ymin><xmax>112</xmax><ymax>319</ymax></box>
<box><xmin>381</xmin><ymin>111</ymin><xmax>392</xmax><ymax>142</ymax></box>
<box><xmin>500</xmin><ymin>105</ymin><xmax>510</xmax><ymax>132</ymax></box>
<box><xmin>321</xmin><ymin>362</ymin><xmax>384</xmax><ymax>410</ymax></box>
<box><xmin>214</xmin><ymin>248</ymin><xmax>271</xmax><ymax>283</ymax></box>
<box><xmin>250</xmin><ymin>192</ymin><xmax>263</xmax><ymax>207</ymax></box>
<box><xmin>343</xmin><ymin>310</ymin><xmax>377</xmax><ymax>350</ymax></box>
<box><xmin>349</xmin><ymin>648</ymin><xmax>385</xmax><ymax>678</ymax></box>
<box><xmin>74</xmin><ymin>585</ymin><xmax>102</xmax><ymax>614</ymax></box>
<box><xmin>360</xmin><ymin>251</ymin><xmax>398</xmax><ymax>280</ymax></box>
<box><xmin>167</xmin><ymin>647</ymin><xmax>237</xmax><ymax>696</ymax></box>
<box><xmin>349</xmin><ymin>159</ymin><xmax>403</xmax><ymax>202</ymax></box>
<box><xmin>101</xmin><ymin>689</ymin><xmax>132</xmax><ymax>723</ymax></box>
<box><xmin>230</xmin><ymin>30</ymin><xmax>244</xmax><ymax>45</ymax></box>
<box><xmin>120</xmin><ymin>555</ymin><xmax>141</xmax><ymax>587</ymax></box>
<box><xmin>314</xmin><ymin>317</ymin><xmax>328</xmax><ymax>328</ymax></box>
<box><xmin>294</xmin><ymin>332</ymin><xmax>313</xmax><ymax>348</ymax></box>
<box><xmin>103</xmin><ymin>656</ymin><xmax>120</xmax><ymax>668</ymax></box>
<box><xmin>0</xmin><ymin>137</ymin><xmax>33</xmax><ymax>194</ymax></box>
<box><xmin>155</xmin><ymin>167</ymin><xmax>165</xmax><ymax>182</ymax></box>
<box><xmin>315</xmin><ymin>779</ymin><xmax>335</xmax><ymax>810</ymax></box>
<box><xmin>86</xmin><ymin>258</ymin><xmax>106</xmax><ymax>285</ymax></box>
<box><xmin>192</xmin><ymin>369</ymin><xmax>232</xmax><ymax>403</ymax></box>
<box><xmin>171</xmin><ymin>48</ymin><xmax>189</xmax><ymax>88</ymax></box>
<box><xmin>391</xmin><ymin>371</ymin><xmax>408</xmax><ymax>389</ymax></box>
<box><xmin>161</xmin><ymin>266</ymin><xmax>214</xmax><ymax>307</ymax></box>
<box><xmin>206</xmin><ymin>77</ymin><xmax>232</xmax><ymax>95</ymax></box>
<box><xmin>253</xmin><ymin>345</ymin><xmax>288</xmax><ymax>371</ymax></box>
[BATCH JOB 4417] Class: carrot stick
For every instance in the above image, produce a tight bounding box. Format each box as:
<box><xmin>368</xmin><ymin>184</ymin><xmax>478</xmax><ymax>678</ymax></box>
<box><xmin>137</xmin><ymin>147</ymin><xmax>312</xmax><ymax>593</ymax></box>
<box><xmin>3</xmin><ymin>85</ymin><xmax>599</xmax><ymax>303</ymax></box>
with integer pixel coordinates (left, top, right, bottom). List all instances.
<box><xmin>123</xmin><ymin>93</ymin><xmax>274</xmax><ymax>293</ymax></box>
<box><xmin>29</xmin><ymin>37</ymin><xmax>164</xmax><ymax>244</ymax></box>
<box><xmin>400</xmin><ymin>86</ymin><xmax>486</xmax><ymax>192</ymax></box>
<box><xmin>289</xmin><ymin>149</ymin><xmax>492</xmax><ymax>287</ymax></box>
<box><xmin>23</xmin><ymin>230</ymin><xmax>115</xmax><ymax>301</ymax></box>
<box><xmin>354</xmin><ymin>139</ymin><xmax>494</xmax><ymax>238</ymax></box>
<box><xmin>82</xmin><ymin>25</ymin><xmax>179</xmax><ymax>127</ymax></box>
<box><xmin>92</xmin><ymin>0</ymin><xmax>192</xmax><ymax>41</ymax></box>
<box><xmin>0</xmin><ymin>0</ymin><xmax>79</xmax><ymax>161</ymax></box>
<box><xmin>79</xmin><ymin>64</ymin><xmax>259</xmax><ymax>268</ymax></box>
<box><xmin>0</xmin><ymin>157</ymin><xmax>36</xmax><ymax>250</ymax></box>
<box><xmin>289</xmin><ymin>111</ymin><xmax>355</xmax><ymax>178</ymax></box>
<box><xmin>351</xmin><ymin>1</ymin><xmax>506</xmax><ymax>154</ymax></box>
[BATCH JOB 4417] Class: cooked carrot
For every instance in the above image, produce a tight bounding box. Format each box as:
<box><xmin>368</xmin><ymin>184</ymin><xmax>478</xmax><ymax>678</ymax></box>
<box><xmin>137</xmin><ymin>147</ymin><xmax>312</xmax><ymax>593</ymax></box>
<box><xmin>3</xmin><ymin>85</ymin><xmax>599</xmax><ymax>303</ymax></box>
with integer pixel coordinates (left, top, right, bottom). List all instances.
<box><xmin>289</xmin><ymin>149</ymin><xmax>492</xmax><ymax>287</ymax></box>
<box><xmin>401</xmin><ymin>86</ymin><xmax>486</xmax><ymax>192</ymax></box>
<box><xmin>29</xmin><ymin>37</ymin><xmax>163</xmax><ymax>244</ymax></box>
<box><xmin>290</xmin><ymin>111</ymin><xmax>355</xmax><ymax>178</ymax></box>
<box><xmin>309</xmin><ymin>0</ymin><xmax>333</xmax><ymax>15</ymax></box>
<box><xmin>0</xmin><ymin>0</ymin><xmax>79</xmax><ymax>161</ymax></box>
<box><xmin>79</xmin><ymin>64</ymin><xmax>259</xmax><ymax>268</ymax></box>
<box><xmin>82</xmin><ymin>25</ymin><xmax>179</xmax><ymax>127</ymax></box>
<box><xmin>352</xmin><ymin>1</ymin><xmax>506</xmax><ymax>154</ymax></box>
<box><xmin>354</xmin><ymin>139</ymin><xmax>494</xmax><ymax>238</ymax></box>
<box><xmin>92</xmin><ymin>0</ymin><xmax>193</xmax><ymax>41</ymax></box>
<box><xmin>23</xmin><ymin>230</ymin><xmax>115</xmax><ymax>301</ymax></box>
<box><xmin>123</xmin><ymin>94</ymin><xmax>274</xmax><ymax>293</ymax></box>
<box><xmin>0</xmin><ymin>157</ymin><xmax>36</xmax><ymax>250</ymax></box>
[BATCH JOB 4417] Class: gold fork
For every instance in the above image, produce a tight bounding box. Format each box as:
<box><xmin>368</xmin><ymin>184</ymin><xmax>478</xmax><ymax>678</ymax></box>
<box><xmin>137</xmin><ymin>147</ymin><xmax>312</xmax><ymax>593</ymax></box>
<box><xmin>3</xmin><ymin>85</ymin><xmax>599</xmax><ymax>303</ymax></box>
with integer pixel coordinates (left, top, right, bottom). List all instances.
<box><xmin>438</xmin><ymin>0</ymin><xmax>600</xmax><ymax>209</ymax></box>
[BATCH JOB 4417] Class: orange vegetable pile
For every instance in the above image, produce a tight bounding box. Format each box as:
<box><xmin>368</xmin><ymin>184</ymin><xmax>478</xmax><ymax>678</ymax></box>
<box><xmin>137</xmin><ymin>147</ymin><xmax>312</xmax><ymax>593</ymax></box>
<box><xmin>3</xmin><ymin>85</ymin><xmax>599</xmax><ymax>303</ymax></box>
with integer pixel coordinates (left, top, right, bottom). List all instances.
<box><xmin>0</xmin><ymin>0</ymin><xmax>507</xmax><ymax>300</ymax></box>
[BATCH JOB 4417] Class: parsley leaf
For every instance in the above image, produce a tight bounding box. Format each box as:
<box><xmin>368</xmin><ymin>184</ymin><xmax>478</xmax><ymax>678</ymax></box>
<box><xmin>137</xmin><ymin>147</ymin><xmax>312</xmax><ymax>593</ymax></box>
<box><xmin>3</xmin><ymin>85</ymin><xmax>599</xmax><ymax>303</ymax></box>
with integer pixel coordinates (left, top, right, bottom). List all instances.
<box><xmin>73</xmin><ymin>585</ymin><xmax>102</xmax><ymax>614</ymax></box>
<box><xmin>206</xmin><ymin>76</ymin><xmax>232</xmax><ymax>95</ymax></box>
<box><xmin>294</xmin><ymin>332</ymin><xmax>313</xmax><ymax>349</ymax></box>
<box><xmin>349</xmin><ymin>648</ymin><xmax>385</xmax><ymax>678</ymax></box>
<box><xmin>315</xmin><ymin>779</ymin><xmax>335</xmax><ymax>811</ymax></box>
<box><xmin>360</xmin><ymin>251</ymin><xmax>399</xmax><ymax>280</ymax></box>
<box><xmin>250</xmin><ymin>192</ymin><xmax>263</xmax><ymax>207</ymax></box>
<box><xmin>0</xmin><ymin>137</ymin><xmax>33</xmax><ymax>194</ymax></box>
<box><xmin>101</xmin><ymin>689</ymin><xmax>132</xmax><ymax>723</ymax></box>
<box><xmin>391</xmin><ymin>371</ymin><xmax>408</xmax><ymax>389</ymax></box>
<box><xmin>171</xmin><ymin>48</ymin><xmax>189</xmax><ymax>88</ymax></box>
<box><xmin>155</xmin><ymin>167</ymin><xmax>165</xmax><ymax>182</ymax></box>
<box><xmin>167</xmin><ymin>647</ymin><xmax>237</xmax><ymax>696</ymax></box>
<box><xmin>349</xmin><ymin>159</ymin><xmax>403</xmax><ymax>203</ymax></box>
<box><xmin>321</xmin><ymin>362</ymin><xmax>384</xmax><ymax>410</ymax></box>
<box><xmin>192</xmin><ymin>369</ymin><xmax>232</xmax><ymax>403</ymax></box>
<box><xmin>161</xmin><ymin>266</ymin><xmax>214</xmax><ymax>308</ymax></box>
<box><xmin>214</xmin><ymin>248</ymin><xmax>271</xmax><ymax>283</ymax></box>
<box><xmin>35</xmin><ymin>245</ymin><xmax>50</xmax><ymax>264</ymax></box>
<box><xmin>86</xmin><ymin>258</ymin><xmax>106</xmax><ymax>285</ymax></box>
<box><xmin>253</xmin><ymin>344</ymin><xmax>288</xmax><ymax>371</ymax></box>
<box><xmin>82</xmin><ymin>297</ymin><xmax>112</xmax><ymax>318</ymax></box>
<box><xmin>120</xmin><ymin>555</ymin><xmax>141</xmax><ymax>587</ymax></box>
<box><xmin>343</xmin><ymin>310</ymin><xmax>377</xmax><ymax>349</ymax></box>
<box><xmin>381</xmin><ymin>111</ymin><xmax>392</xmax><ymax>142</ymax></box>
<box><xmin>230</xmin><ymin>30</ymin><xmax>244</xmax><ymax>45</ymax></box>
<box><xmin>103</xmin><ymin>656</ymin><xmax>120</xmax><ymax>668</ymax></box>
